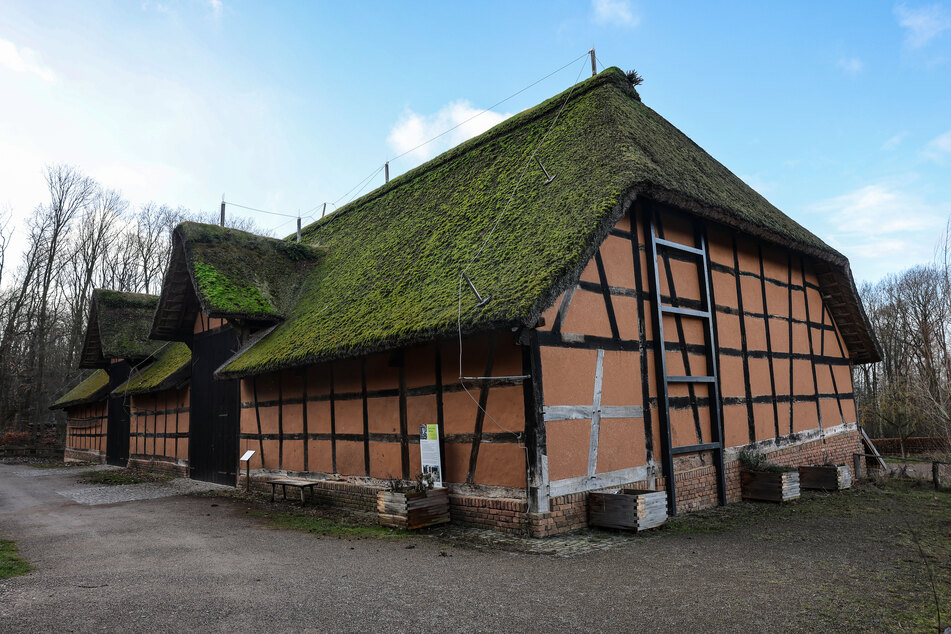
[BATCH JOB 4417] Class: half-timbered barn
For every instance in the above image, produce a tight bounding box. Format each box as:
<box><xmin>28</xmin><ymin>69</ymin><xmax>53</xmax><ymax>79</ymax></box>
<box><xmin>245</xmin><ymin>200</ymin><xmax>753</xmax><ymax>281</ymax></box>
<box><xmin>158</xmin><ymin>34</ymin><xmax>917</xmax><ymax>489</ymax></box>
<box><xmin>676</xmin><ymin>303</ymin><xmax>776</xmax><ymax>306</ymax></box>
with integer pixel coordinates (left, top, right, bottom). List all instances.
<box><xmin>149</xmin><ymin>223</ymin><xmax>323</xmax><ymax>484</ymax></box>
<box><xmin>51</xmin><ymin>369</ymin><xmax>111</xmax><ymax>463</ymax></box>
<box><xmin>147</xmin><ymin>66</ymin><xmax>878</xmax><ymax>536</ymax></box>
<box><xmin>112</xmin><ymin>342</ymin><xmax>192</xmax><ymax>476</ymax></box>
<box><xmin>56</xmin><ymin>289</ymin><xmax>165</xmax><ymax>465</ymax></box>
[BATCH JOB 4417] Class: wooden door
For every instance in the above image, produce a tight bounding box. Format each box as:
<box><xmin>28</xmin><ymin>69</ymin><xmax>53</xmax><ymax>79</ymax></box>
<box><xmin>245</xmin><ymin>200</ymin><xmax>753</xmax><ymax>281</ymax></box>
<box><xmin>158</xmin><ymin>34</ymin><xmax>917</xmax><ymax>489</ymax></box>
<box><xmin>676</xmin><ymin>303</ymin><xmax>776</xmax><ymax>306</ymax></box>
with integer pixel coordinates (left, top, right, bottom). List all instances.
<box><xmin>189</xmin><ymin>328</ymin><xmax>240</xmax><ymax>485</ymax></box>
<box><xmin>106</xmin><ymin>361</ymin><xmax>131</xmax><ymax>466</ymax></box>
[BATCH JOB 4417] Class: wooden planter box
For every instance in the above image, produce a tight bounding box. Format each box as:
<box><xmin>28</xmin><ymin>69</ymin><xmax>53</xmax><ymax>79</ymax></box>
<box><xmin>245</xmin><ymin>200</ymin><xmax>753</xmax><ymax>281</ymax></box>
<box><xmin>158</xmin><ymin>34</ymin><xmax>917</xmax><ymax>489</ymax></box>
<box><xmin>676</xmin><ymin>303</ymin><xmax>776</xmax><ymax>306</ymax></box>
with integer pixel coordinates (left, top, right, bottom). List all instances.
<box><xmin>798</xmin><ymin>465</ymin><xmax>852</xmax><ymax>491</ymax></box>
<box><xmin>741</xmin><ymin>470</ymin><xmax>800</xmax><ymax>502</ymax></box>
<box><xmin>377</xmin><ymin>487</ymin><xmax>449</xmax><ymax>530</ymax></box>
<box><xmin>588</xmin><ymin>488</ymin><xmax>668</xmax><ymax>531</ymax></box>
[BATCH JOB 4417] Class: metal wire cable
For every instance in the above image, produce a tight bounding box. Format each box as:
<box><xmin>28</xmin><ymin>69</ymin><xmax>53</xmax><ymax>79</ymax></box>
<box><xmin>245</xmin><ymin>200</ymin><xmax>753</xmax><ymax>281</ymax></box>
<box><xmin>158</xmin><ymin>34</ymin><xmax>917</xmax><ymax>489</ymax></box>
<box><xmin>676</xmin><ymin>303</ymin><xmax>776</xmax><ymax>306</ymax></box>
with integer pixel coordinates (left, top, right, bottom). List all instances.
<box><xmin>222</xmin><ymin>200</ymin><xmax>298</xmax><ymax>219</ymax></box>
<box><xmin>454</xmin><ymin>55</ymin><xmax>589</xmax><ymax>441</ymax></box>
<box><xmin>389</xmin><ymin>51</ymin><xmax>590</xmax><ymax>164</ymax></box>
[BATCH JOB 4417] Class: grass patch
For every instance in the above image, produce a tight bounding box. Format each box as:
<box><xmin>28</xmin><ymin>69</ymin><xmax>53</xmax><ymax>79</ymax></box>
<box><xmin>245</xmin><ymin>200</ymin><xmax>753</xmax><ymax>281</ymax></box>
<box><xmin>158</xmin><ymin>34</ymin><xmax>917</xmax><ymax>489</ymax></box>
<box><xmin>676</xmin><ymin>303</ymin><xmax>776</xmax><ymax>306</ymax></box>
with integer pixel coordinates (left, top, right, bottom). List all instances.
<box><xmin>82</xmin><ymin>469</ymin><xmax>173</xmax><ymax>486</ymax></box>
<box><xmin>663</xmin><ymin>478</ymin><xmax>951</xmax><ymax>631</ymax></box>
<box><xmin>246</xmin><ymin>509</ymin><xmax>410</xmax><ymax>540</ymax></box>
<box><xmin>0</xmin><ymin>540</ymin><xmax>32</xmax><ymax>579</ymax></box>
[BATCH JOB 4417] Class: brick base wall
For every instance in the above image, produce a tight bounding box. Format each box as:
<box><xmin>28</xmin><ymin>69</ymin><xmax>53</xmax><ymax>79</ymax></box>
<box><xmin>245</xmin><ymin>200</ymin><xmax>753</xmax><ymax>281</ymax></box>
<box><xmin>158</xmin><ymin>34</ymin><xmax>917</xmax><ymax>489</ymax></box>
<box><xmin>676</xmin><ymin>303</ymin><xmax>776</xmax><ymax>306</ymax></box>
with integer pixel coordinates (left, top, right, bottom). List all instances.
<box><xmin>527</xmin><ymin>428</ymin><xmax>864</xmax><ymax>536</ymax></box>
<box><xmin>64</xmin><ymin>448</ymin><xmax>104</xmax><ymax>463</ymax></box>
<box><xmin>228</xmin><ymin>429</ymin><xmax>862</xmax><ymax>538</ymax></box>
<box><xmin>240</xmin><ymin>474</ymin><xmax>381</xmax><ymax>513</ymax></box>
<box><xmin>525</xmin><ymin>493</ymin><xmax>588</xmax><ymax>537</ymax></box>
<box><xmin>656</xmin><ymin>429</ymin><xmax>862</xmax><ymax>513</ymax></box>
<box><xmin>449</xmin><ymin>495</ymin><xmax>528</xmax><ymax>534</ymax></box>
<box><xmin>128</xmin><ymin>456</ymin><xmax>189</xmax><ymax>478</ymax></box>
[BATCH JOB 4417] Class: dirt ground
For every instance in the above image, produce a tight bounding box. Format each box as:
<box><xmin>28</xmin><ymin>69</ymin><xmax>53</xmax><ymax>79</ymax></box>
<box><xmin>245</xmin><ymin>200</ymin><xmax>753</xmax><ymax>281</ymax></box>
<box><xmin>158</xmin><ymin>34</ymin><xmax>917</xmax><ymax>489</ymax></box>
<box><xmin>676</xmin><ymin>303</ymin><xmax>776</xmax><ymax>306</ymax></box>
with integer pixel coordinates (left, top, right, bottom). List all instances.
<box><xmin>0</xmin><ymin>461</ymin><xmax>948</xmax><ymax>633</ymax></box>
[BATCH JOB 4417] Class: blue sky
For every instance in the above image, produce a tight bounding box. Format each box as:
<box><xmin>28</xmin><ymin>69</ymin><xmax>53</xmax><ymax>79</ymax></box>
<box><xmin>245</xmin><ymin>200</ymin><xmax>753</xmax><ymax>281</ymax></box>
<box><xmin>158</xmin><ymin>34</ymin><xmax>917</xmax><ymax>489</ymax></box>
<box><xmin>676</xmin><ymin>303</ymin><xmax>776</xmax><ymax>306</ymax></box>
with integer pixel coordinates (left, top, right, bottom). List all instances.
<box><xmin>1</xmin><ymin>1</ymin><xmax>949</xmax><ymax>283</ymax></box>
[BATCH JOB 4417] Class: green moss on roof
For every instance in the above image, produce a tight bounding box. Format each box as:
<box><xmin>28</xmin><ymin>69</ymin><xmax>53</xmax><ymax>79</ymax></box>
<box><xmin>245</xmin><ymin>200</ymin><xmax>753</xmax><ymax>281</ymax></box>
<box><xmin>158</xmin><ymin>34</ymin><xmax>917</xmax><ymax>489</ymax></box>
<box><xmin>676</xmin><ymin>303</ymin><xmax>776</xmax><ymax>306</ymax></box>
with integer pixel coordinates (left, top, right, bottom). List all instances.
<box><xmin>216</xmin><ymin>67</ymin><xmax>860</xmax><ymax>376</ymax></box>
<box><xmin>178</xmin><ymin>222</ymin><xmax>323</xmax><ymax>320</ymax></box>
<box><xmin>113</xmin><ymin>342</ymin><xmax>191</xmax><ymax>397</ymax></box>
<box><xmin>50</xmin><ymin>370</ymin><xmax>109</xmax><ymax>409</ymax></box>
<box><xmin>83</xmin><ymin>289</ymin><xmax>163</xmax><ymax>365</ymax></box>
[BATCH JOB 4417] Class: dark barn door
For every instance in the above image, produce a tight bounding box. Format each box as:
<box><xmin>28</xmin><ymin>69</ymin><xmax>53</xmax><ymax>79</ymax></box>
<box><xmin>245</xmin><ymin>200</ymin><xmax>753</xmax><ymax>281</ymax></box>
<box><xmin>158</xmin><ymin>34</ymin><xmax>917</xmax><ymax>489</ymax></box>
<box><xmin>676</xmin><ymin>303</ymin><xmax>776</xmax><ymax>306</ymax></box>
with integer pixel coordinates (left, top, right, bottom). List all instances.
<box><xmin>189</xmin><ymin>328</ymin><xmax>240</xmax><ymax>485</ymax></box>
<box><xmin>106</xmin><ymin>361</ymin><xmax>131</xmax><ymax>466</ymax></box>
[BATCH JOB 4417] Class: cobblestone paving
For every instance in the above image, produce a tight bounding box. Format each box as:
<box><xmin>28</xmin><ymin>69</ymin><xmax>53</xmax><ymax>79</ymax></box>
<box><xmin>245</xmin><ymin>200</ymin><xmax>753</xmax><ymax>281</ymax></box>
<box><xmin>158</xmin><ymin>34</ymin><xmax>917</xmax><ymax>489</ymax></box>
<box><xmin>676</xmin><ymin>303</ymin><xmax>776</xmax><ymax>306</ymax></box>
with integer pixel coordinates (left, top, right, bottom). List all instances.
<box><xmin>57</xmin><ymin>478</ymin><xmax>229</xmax><ymax>505</ymax></box>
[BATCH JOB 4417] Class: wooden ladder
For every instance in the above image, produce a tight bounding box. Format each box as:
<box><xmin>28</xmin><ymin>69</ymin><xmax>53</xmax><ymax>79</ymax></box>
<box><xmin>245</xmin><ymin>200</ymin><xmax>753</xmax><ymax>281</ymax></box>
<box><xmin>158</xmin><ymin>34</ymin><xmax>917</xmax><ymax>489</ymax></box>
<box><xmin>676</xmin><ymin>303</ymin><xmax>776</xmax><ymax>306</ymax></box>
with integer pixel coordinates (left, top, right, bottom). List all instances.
<box><xmin>645</xmin><ymin>209</ymin><xmax>727</xmax><ymax>515</ymax></box>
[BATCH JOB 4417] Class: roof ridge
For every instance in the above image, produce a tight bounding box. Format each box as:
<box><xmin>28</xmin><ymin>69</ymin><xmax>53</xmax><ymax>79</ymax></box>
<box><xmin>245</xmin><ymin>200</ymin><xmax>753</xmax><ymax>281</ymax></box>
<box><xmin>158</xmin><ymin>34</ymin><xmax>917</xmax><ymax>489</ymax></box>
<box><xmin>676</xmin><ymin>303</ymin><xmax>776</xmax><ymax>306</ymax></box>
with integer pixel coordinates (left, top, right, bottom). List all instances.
<box><xmin>301</xmin><ymin>67</ymin><xmax>632</xmax><ymax>238</ymax></box>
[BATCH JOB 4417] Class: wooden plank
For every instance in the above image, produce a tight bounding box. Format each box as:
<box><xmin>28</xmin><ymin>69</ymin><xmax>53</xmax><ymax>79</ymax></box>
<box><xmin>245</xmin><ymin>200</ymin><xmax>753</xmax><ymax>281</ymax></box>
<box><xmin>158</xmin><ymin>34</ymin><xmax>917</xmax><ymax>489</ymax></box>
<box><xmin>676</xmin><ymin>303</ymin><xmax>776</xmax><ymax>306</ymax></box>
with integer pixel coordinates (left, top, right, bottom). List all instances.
<box><xmin>595</xmin><ymin>251</ymin><xmax>621</xmax><ymax>340</ymax></box>
<box><xmin>589</xmin><ymin>489</ymin><xmax>667</xmax><ymax>531</ymax></box>
<box><xmin>629</xmin><ymin>203</ymin><xmax>656</xmax><ymax>470</ymax></box>
<box><xmin>800</xmin><ymin>257</ymin><xmax>824</xmax><ymax>434</ymax></box>
<box><xmin>549</xmin><ymin>465</ymin><xmax>650</xmax><ymax>497</ymax></box>
<box><xmin>550</xmin><ymin>285</ymin><xmax>576</xmax><ymax>335</ymax></box>
<box><xmin>398</xmin><ymin>355</ymin><xmax>409</xmax><ymax>479</ymax></box>
<box><xmin>587</xmin><ymin>349</ymin><xmax>605</xmax><ymax>477</ymax></box>
<box><xmin>732</xmin><ymin>234</ymin><xmax>755</xmax><ymax>443</ymax></box>
<box><xmin>466</xmin><ymin>334</ymin><xmax>497</xmax><ymax>485</ymax></box>
<box><xmin>799</xmin><ymin>465</ymin><xmax>852</xmax><ymax>490</ymax></box>
<box><xmin>740</xmin><ymin>470</ymin><xmax>800</xmax><ymax>502</ymax></box>
<box><xmin>543</xmin><ymin>405</ymin><xmax>643</xmax><ymax>421</ymax></box>
<box><xmin>522</xmin><ymin>330</ymin><xmax>549</xmax><ymax>513</ymax></box>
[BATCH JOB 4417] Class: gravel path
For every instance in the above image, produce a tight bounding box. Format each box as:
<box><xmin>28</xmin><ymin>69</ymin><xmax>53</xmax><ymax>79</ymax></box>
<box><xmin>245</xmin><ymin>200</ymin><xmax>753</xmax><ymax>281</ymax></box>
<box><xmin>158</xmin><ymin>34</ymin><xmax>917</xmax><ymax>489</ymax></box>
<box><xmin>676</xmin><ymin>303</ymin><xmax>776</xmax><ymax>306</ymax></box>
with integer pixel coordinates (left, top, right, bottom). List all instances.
<box><xmin>57</xmin><ymin>478</ymin><xmax>227</xmax><ymax>505</ymax></box>
<box><xmin>0</xmin><ymin>462</ymin><xmax>941</xmax><ymax>632</ymax></box>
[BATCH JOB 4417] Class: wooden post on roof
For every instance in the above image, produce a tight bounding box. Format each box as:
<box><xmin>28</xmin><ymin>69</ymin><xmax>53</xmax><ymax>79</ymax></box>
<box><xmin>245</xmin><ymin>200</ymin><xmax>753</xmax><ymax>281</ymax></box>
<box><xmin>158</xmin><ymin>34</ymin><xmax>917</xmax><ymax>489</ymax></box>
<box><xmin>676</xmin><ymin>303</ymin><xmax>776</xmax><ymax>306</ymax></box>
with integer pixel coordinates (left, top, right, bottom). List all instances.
<box><xmin>220</xmin><ymin>198</ymin><xmax>225</xmax><ymax>227</ymax></box>
<box><xmin>385</xmin><ymin>162</ymin><xmax>390</xmax><ymax>183</ymax></box>
<box><xmin>296</xmin><ymin>217</ymin><xmax>302</xmax><ymax>243</ymax></box>
<box><xmin>590</xmin><ymin>48</ymin><xmax>596</xmax><ymax>77</ymax></box>
<box><xmin>321</xmin><ymin>202</ymin><xmax>327</xmax><ymax>218</ymax></box>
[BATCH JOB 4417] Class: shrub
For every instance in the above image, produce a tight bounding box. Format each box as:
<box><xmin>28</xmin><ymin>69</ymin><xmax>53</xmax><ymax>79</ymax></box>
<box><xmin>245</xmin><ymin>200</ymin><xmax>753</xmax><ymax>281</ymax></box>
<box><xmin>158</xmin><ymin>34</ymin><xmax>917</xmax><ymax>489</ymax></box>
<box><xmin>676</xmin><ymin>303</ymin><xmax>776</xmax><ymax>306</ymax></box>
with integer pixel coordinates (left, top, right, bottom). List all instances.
<box><xmin>738</xmin><ymin>449</ymin><xmax>795</xmax><ymax>473</ymax></box>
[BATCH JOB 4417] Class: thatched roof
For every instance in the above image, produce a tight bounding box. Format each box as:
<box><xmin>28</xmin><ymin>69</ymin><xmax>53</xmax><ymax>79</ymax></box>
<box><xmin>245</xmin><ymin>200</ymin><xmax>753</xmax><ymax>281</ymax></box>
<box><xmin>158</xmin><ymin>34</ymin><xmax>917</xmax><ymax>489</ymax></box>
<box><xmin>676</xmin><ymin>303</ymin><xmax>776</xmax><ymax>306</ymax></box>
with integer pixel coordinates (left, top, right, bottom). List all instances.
<box><xmin>202</xmin><ymin>66</ymin><xmax>877</xmax><ymax>377</ymax></box>
<box><xmin>79</xmin><ymin>289</ymin><xmax>163</xmax><ymax>368</ymax></box>
<box><xmin>112</xmin><ymin>342</ymin><xmax>191</xmax><ymax>397</ymax></box>
<box><xmin>50</xmin><ymin>370</ymin><xmax>110</xmax><ymax>410</ymax></box>
<box><xmin>150</xmin><ymin>223</ymin><xmax>324</xmax><ymax>341</ymax></box>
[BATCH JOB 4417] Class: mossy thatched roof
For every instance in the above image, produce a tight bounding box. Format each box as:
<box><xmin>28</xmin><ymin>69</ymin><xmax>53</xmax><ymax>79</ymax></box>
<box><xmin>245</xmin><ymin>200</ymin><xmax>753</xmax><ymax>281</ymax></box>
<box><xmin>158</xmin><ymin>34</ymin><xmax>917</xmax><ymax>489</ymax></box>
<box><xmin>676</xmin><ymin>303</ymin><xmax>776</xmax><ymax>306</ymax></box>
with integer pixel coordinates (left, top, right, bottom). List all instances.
<box><xmin>151</xmin><ymin>223</ymin><xmax>324</xmax><ymax>341</ymax></box>
<box><xmin>79</xmin><ymin>289</ymin><xmax>163</xmax><ymax>368</ymax></box>
<box><xmin>112</xmin><ymin>342</ymin><xmax>191</xmax><ymax>397</ymax></box>
<box><xmin>210</xmin><ymin>66</ymin><xmax>876</xmax><ymax>376</ymax></box>
<box><xmin>50</xmin><ymin>370</ymin><xmax>110</xmax><ymax>410</ymax></box>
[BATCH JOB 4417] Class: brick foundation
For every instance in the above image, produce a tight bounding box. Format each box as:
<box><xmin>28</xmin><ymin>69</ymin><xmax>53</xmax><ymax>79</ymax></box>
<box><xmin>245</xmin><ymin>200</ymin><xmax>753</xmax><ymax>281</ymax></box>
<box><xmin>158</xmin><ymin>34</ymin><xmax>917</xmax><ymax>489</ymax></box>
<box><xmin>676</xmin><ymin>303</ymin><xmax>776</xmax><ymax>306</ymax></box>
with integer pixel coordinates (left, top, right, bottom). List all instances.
<box><xmin>227</xmin><ymin>429</ymin><xmax>862</xmax><ymax>537</ymax></box>
<box><xmin>128</xmin><ymin>456</ymin><xmax>189</xmax><ymax>478</ymax></box>
<box><xmin>526</xmin><ymin>427</ymin><xmax>863</xmax><ymax>536</ymax></box>
<box><xmin>449</xmin><ymin>495</ymin><xmax>528</xmax><ymax>534</ymax></box>
<box><xmin>64</xmin><ymin>448</ymin><xmax>105</xmax><ymax>463</ymax></box>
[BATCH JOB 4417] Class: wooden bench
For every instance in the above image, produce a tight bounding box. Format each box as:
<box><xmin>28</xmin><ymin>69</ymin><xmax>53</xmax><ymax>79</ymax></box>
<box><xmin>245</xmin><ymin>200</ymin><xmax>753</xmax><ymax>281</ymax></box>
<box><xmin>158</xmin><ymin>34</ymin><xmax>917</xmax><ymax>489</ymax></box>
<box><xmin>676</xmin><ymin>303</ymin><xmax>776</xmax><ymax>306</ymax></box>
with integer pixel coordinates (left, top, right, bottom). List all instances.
<box><xmin>268</xmin><ymin>477</ymin><xmax>322</xmax><ymax>505</ymax></box>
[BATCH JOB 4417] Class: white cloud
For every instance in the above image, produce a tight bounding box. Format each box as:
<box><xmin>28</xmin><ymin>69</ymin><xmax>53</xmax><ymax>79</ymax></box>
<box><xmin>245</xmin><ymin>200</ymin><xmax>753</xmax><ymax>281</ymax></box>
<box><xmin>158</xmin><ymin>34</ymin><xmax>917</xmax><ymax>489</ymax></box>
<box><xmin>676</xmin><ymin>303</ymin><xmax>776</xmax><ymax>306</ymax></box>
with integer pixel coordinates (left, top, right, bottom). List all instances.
<box><xmin>387</xmin><ymin>100</ymin><xmax>512</xmax><ymax>164</ymax></box>
<box><xmin>814</xmin><ymin>183</ymin><xmax>941</xmax><ymax>236</ymax></box>
<box><xmin>0</xmin><ymin>38</ymin><xmax>56</xmax><ymax>82</ymax></box>
<box><xmin>208</xmin><ymin>0</ymin><xmax>223</xmax><ymax>18</ymax></box>
<box><xmin>591</xmin><ymin>0</ymin><xmax>640</xmax><ymax>28</ymax></box>
<box><xmin>923</xmin><ymin>129</ymin><xmax>951</xmax><ymax>163</ymax></box>
<box><xmin>882</xmin><ymin>132</ymin><xmax>907</xmax><ymax>150</ymax></box>
<box><xmin>812</xmin><ymin>182</ymin><xmax>949</xmax><ymax>280</ymax></box>
<box><xmin>836</xmin><ymin>56</ymin><xmax>865</xmax><ymax>76</ymax></box>
<box><xmin>895</xmin><ymin>3</ymin><xmax>951</xmax><ymax>48</ymax></box>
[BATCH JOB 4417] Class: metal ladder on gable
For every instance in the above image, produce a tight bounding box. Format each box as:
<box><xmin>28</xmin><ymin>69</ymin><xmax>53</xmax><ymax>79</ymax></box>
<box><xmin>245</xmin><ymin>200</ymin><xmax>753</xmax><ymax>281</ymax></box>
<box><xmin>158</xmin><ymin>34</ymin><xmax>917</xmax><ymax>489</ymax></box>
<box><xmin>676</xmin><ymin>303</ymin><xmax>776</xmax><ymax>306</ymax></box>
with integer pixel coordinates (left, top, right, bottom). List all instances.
<box><xmin>645</xmin><ymin>210</ymin><xmax>727</xmax><ymax>516</ymax></box>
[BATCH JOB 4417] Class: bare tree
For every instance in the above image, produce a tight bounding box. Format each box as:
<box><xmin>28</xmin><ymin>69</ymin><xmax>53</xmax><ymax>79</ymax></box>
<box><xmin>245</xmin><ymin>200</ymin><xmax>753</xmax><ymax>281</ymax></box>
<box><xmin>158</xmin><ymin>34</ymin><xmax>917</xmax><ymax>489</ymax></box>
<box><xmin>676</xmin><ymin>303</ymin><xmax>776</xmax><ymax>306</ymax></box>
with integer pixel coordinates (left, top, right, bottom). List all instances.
<box><xmin>29</xmin><ymin>165</ymin><xmax>98</xmax><ymax>435</ymax></box>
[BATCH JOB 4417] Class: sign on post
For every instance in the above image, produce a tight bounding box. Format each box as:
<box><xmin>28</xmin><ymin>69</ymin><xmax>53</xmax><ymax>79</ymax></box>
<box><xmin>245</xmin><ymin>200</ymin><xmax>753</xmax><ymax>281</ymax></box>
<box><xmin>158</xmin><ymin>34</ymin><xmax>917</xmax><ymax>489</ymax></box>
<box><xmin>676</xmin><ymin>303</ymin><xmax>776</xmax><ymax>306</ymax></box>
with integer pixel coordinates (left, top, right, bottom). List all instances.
<box><xmin>419</xmin><ymin>424</ymin><xmax>443</xmax><ymax>487</ymax></box>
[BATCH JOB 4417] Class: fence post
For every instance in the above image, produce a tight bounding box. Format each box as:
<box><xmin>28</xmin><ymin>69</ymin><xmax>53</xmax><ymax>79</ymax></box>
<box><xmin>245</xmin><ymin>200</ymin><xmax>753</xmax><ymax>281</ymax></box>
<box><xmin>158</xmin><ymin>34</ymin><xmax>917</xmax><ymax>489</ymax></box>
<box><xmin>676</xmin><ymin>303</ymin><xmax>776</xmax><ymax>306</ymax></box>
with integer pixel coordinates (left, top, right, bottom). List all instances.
<box><xmin>934</xmin><ymin>461</ymin><xmax>941</xmax><ymax>490</ymax></box>
<box><xmin>853</xmin><ymin>453</ymin><xmax>864</xmax><ymax>480</ymax></box>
